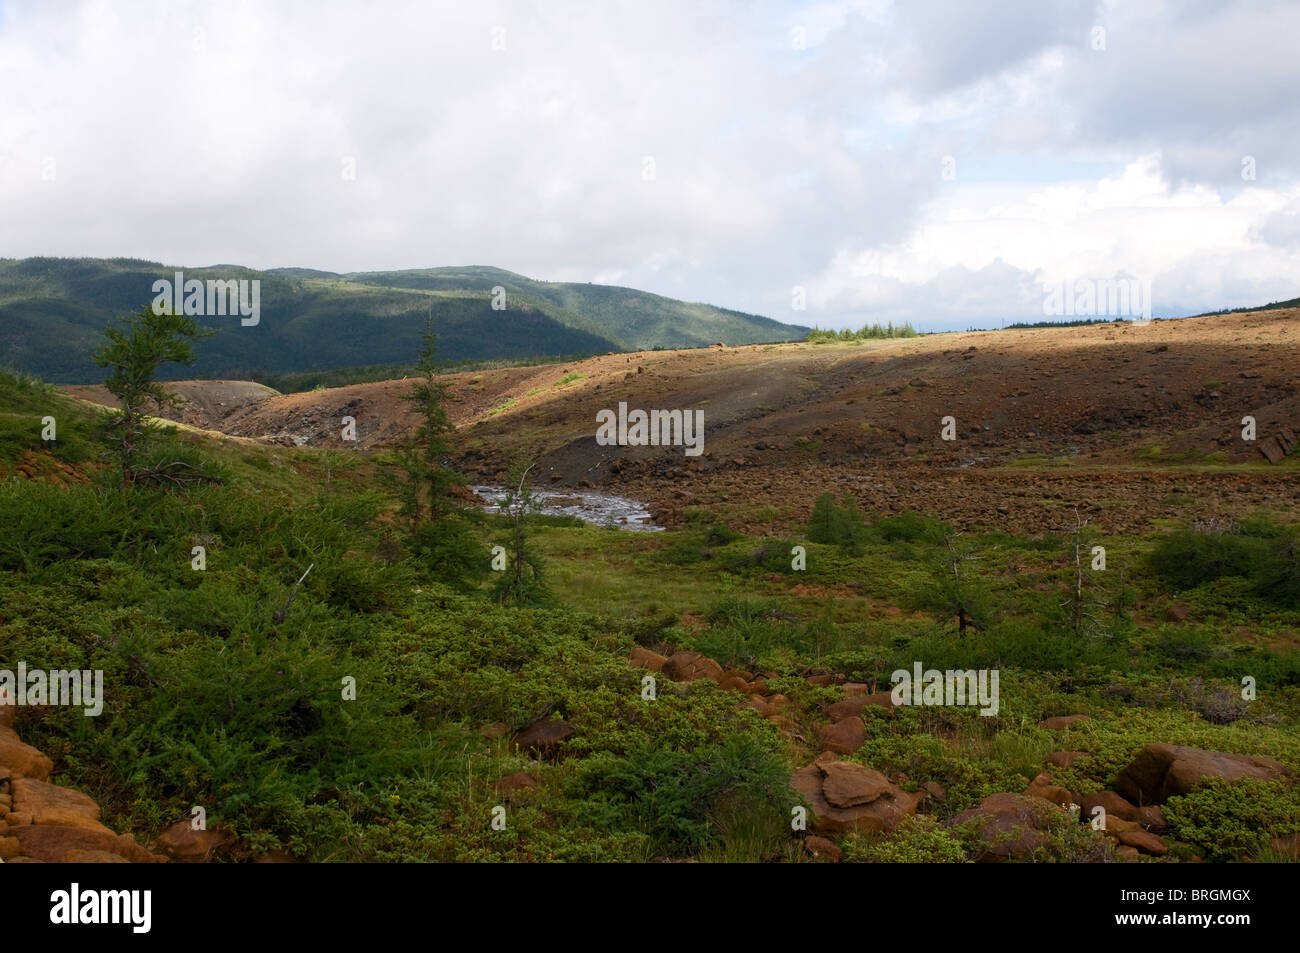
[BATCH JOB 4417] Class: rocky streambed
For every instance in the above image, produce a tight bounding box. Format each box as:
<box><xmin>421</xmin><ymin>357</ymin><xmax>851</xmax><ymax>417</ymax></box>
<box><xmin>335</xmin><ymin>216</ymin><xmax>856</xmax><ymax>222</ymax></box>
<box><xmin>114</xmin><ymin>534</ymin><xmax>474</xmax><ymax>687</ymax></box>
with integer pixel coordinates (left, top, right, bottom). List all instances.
<box><xmin>469</xmin><ymin>485</ymin><xmax>663</xmax><ymax>531</ymax></box>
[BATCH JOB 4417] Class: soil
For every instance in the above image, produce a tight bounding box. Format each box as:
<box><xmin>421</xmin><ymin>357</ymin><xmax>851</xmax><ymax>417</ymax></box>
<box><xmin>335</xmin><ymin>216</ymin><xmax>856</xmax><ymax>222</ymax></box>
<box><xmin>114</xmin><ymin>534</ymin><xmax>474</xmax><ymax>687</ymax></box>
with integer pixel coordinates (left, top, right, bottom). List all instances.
<box><xmin>59</xmin><ymin>308</ymin><xmax>1300</xmax><ymax>534</ymax></box>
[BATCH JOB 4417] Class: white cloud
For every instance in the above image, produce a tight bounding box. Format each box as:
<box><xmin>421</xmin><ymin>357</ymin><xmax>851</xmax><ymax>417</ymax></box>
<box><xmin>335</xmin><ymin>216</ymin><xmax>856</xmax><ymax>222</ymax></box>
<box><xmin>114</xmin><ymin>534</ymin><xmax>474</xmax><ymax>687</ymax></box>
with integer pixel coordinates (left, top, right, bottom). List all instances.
<box><xmin>811</xmin><ymin>155</ymin><xmax>1300</xmax><ymax>327</ymax></box>
<box><xmin>0</xmin><ymin>0</ymin><xmax>1297</xmax><ymax>330</ymax></box>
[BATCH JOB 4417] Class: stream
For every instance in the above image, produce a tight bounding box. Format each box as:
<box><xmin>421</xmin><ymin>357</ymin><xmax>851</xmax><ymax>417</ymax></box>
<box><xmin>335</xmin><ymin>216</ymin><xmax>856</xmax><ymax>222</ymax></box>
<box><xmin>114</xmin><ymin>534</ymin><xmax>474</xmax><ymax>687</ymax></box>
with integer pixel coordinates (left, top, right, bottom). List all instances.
<box><xmin>469</xmin><ymin>485</ymin><xmax>664</xmax><ymax>531</ymax></box>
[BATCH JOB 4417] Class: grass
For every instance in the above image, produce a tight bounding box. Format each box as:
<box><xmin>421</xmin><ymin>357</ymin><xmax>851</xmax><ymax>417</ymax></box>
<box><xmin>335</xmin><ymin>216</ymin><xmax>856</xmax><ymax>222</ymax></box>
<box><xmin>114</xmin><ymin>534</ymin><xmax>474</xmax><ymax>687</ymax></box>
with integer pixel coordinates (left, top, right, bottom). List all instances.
<box><xmin>3</xmin><ymin>362</ymin><xmax>1299</xmax><ymax>864</ymax></box>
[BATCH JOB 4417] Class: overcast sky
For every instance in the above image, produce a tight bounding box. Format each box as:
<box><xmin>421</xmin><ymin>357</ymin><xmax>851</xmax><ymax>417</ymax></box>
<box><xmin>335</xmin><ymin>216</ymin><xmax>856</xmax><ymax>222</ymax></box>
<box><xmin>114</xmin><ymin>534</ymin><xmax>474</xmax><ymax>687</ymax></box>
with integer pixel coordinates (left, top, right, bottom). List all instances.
<box><xmin>2</xmin><ymin>0</ymin><xmax>1298</xmax><ymax>331</ymax></box>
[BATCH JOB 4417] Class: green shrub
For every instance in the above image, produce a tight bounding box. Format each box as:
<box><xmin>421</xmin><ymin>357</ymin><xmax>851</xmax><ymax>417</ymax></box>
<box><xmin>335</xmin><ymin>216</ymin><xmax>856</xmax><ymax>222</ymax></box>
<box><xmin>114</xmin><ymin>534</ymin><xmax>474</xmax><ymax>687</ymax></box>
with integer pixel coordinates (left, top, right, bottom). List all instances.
<box><xmin>869</xmin><ymin>510</ymin><xmax>951</xmax><ymax>545</ymax></box>
<box><xmin>843</xmin><ymin>815</ymin><xmax>968</xmax><ymax>863</ymax></box>
<box><xmin>1148</xmin><ymin>520</ymin><xmax>1300</xmax><ymax>609</ymax></box>
<box><xmin>565</xmin><ymin>733</ymin><xmax>791</xmax><ymax>857</ymax></box>
<box><xmin>807</xmin><ymin>493</ymin><xmax>867</xmax><ymax>552</ymax></box>
<box><xmin>1163</xmin><ymin>779</ymin><xmax>1300</xmax><ymax>862</ymax></box>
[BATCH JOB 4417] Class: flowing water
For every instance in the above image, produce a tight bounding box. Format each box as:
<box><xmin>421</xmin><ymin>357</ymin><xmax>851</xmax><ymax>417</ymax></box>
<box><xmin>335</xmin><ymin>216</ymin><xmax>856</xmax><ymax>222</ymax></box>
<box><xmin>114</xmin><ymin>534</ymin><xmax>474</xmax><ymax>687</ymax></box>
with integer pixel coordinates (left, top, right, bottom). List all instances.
<box><xmin>469</xmin><ymin>485</ymin><xmax>664</xmax><ymax>531</ymax></box>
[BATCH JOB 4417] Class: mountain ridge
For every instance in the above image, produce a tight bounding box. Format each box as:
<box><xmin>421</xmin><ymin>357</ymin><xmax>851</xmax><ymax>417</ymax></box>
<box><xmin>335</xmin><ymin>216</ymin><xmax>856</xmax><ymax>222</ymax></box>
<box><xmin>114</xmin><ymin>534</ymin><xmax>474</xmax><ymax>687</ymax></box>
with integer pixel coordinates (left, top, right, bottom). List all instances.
<box><xmin>0</xmin><ymin>257</ymin><xmax>807</xmax><ymax>383</ymax></box>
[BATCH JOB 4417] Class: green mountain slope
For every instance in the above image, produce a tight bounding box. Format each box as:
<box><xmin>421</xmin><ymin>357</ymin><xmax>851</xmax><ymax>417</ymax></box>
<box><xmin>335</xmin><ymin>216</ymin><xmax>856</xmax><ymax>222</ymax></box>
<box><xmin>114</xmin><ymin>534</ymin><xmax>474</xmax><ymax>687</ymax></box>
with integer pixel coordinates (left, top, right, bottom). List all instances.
<box><xmin>0</xmin><ymin>258</ymin><xmax>806</xmax><ymax>383</ymax></box>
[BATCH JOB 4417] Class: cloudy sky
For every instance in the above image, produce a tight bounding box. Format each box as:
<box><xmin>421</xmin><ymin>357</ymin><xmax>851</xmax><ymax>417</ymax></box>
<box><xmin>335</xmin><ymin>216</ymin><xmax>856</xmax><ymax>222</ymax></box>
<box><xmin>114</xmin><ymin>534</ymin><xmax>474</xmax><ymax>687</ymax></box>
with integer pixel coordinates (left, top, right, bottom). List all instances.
<box><xmin>1</xmin><ymin>0</ymin><xmax>1298</xmax><ymax>331</ymax></box>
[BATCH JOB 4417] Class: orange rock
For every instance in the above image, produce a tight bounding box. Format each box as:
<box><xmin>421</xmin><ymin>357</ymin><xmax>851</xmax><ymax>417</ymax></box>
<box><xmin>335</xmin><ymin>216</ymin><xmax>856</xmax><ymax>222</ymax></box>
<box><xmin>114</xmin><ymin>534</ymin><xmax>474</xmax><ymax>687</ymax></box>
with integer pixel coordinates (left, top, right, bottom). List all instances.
<box><xmin>1024</xmin><ymin>773</ymin><xmax>1074</xmax><ymax>809</ymax></box>
<box><xmin>628</xmin><ymin>647</ymin><xmax>668</xmax><ymax>672</ymax></box>
<box><xmin>806</xmin><ymin>673</ymin><xmax>846</xmax><ymax>687</ymax></box>
<box><xmin>511</xmin><ymin>718</ymin><xmax>575</xmax><ymax>755</ymax></box>
<box><xmin>791</xmin><ymin>763</ymin><xmax>918</xmax><ymax>835</ymax></box>
<box><xmin>1115</xmin><ymin>743</ymin><xmax>1285</xmax><ymax>805</ymax></box>
<box><xmin>803</xmin><ymin>835</ymin><xmax>842</xmax><ymax>862</ymax></box>
<box><xmin>1078</xmin><ymin>790</ymin><xmax>1139</xmax><ymax>822</ymax></box>
<box><xmin>820</xmin><ymin>761</ymin><xmax>892</xmax><ymax>808</ymax></box>
<box><xmin>1115</xmin><ymin>829</ymin><xmax>1167</xmax><ymax>856</ymax></box>
<box><xmin>1047</xmin><ymin>750</ymin><xmax>1092</xmax><ymax>769</ymax></box>
<box><xmin>156</xmin><ymin>819</ymin><xmax>233</xmax><ymax>862</ymax></box>
<box><xmin>60</xmin><ymin>849</ymin><xmax>128</xmax><ymax>863</ymax></box>
<box><xmin>13</xmin><ymin>778</ymin><xmax>102</xmax><ymax>825</ymax></box>
<box><xmin>1038</xmin><ymin>715</ymin><xmax>1091</xmax><ymax>730</ymax></box>
<box><xmin>33</xmin><ymin>807</ymin><xmax>114</xmax><ymax>835</ymax></box>
<box><xmin>0</xmin><ymin>727</ymin><xmax>53</xmax><ymax>781</ymax></box>
<box><xmin>494</xmin><ymin>772</ymin><xmax>538</xmax><ymax>797</ymax></box>
<box><xmin>825</xmin><ymin>692</ymin><xmax>896</xmax><ymax>721</ymax></box>
<box><xmin>12</xmin><ymin>825</ymin><xmax>157</xmax><ymax>863</ymax></box>
<box><xmin>661</xmin><ymin>651</ymin><xmax>724</xmax><ymax>683</ymax></box>
<box><xmin>816</xmin><ymin>716</ymin><xmax>866</xmax><ymax>755</ymax></box>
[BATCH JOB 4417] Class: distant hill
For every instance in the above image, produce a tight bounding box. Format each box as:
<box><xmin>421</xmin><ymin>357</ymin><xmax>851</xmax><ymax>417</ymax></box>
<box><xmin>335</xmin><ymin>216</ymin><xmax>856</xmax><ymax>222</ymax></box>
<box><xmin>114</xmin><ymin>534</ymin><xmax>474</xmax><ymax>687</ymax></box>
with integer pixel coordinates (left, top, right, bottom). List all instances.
<box><xmin>1193</xmin><ymin>296</ymin><xmax>1300</xmax><ymax>317</ymax></box>
<box><xmin>0</xmin><ymin>258</ymin><xmax>805</xmax><ymax>383</ymax></box>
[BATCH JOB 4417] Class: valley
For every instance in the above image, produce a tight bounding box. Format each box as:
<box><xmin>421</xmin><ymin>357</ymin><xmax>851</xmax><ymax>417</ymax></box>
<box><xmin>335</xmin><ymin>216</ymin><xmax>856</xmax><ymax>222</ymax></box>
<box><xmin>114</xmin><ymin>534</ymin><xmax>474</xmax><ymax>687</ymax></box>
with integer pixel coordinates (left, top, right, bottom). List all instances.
<box><xmin>1</xmin><ymin>305</ymin><xmax>1297</xmax><ymax>865</ymax></box>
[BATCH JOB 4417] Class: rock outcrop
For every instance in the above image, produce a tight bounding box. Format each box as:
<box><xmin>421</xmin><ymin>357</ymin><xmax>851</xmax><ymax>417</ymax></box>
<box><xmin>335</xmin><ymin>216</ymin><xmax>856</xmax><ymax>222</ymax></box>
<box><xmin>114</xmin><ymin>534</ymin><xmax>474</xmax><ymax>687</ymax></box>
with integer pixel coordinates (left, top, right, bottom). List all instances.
<box><xmin>791</xmin><ymin>755</ymin><xmax>919</xmax><ymax>834</ymax></box>
<box><xmin>1115</xmin><ymin>743</ymin><xmax>1286</xmax><ymax>805</ymax></box>
<box><xmin>0</xmin><ymin>707</ymin><xmax>165</xmax><ymax>863</ymax></box>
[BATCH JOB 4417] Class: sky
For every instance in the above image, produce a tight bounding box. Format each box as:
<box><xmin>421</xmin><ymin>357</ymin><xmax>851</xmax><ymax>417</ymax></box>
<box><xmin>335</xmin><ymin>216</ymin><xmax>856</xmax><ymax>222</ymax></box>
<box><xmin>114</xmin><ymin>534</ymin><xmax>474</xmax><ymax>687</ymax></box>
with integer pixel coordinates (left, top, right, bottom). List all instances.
<box><xmin>1</xmin><ymin>0</ymin><xmax>1298</xmax><ymax>332</ymax></box>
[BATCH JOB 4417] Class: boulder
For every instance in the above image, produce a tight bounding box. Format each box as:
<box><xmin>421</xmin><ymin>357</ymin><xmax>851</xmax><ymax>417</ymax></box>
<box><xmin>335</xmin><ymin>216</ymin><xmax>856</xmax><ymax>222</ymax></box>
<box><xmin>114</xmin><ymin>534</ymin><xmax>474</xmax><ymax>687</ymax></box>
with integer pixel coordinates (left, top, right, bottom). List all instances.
<box><xmin>791</xmin><ymin>761</ymin><xmax>918</xmax><ymax>835</ymax></box>
<box><xmin>949</xmin><ymin>793</ymin><xmax>1062</xmax><ymax>862</ymax></box>
<box><xmin>60</xmin><ymin>849</ymin><xmax>128</xmax><ymax>863</ymax></box>
<box><xmin>0</xmin><ymin>727</ymin><xmax>53</xmax><ymax>781</ymax></box>
<box><xmin>1024</xmin><ymin>773</ymin><xmax>1074</xmax><ymax>809</ymax></box>
<box><xmin>803</xmin><ymin>835</ymin><xmax>841</xmax><ymax>862</ymax></box>
<box><xmin>1078</xmin><ymin>790</ymin><xmax>1139</xmax><ymax>822</ymax></box>
<box><xmin>661</xmin><ymin>652</ymin><xmax>723</xmax><ymax>683</ymax></box>
<box><xmin>1115</xmin><ymin>829</ymin><xmax>1167</xmax><ymax>856</ymax></box>
<box><xmin>1099</xmin><ymin>815</ymin><xmax>1140</xmax><ymax>834</ymax></box>
<box><xmin>1115</xmin><ymin>743</ymin><xmax>1286</xmax><ymax>805</ymax></box>
<box><xmin>627</xmin><ymin>648</ymin><xmax>668</xmax><ymax>672</ymax></box>
<box><xmin>156</xmin><ymin>819</ymin><xmax>232</xmax><ymax>862</ymax></box>
<box><xmin>806</xmin><ymin>673</ymin><xmax>846</xmax><ymax>687</ymax></box>
<box><xmin>32</xmin><ymin>807</ymin><xmax>114</xmax><ymax>835</ymax></box>
<box><xmin>820</xmin><ymin>761</ymin><xmax>893</xmax><ymax>808</ymax></box>
<box><xmin>1047</xmin><ymin>751</ymin><xmax>1092</xmax><ymax>769</ymax></box>
<box><xmin>0</xmin><ymin>835</ymin><xmax>19</xmax><ymax>858</ymax></box>
<box><xmin>1037</xmin><ymin>715</ymin><xmax>1091</xmax><ymax>731</ymax></box>
<box><xmin>816</xmin><ymin>716</ymin><xmax>866</xmax><ymax>755</ymax></box>
<box><xmin>1137</xmin><ymin>805</ymin><xmax>1167</xmax><ymax>833</ymax></box>
<box><xmin>1258</xmin><ymin>436</ymin><xmax>1287</xmax><ymax>464</ymax></box>
<box><xmin>824</xmin><ymin>692</ymin><xmax>896</xmax><ymax>722</ymax></box>
<box><xmin>1165</xmin><ymin>605</ymin><xmax>1189</xmax><ymax>623</ymax></box>
<box><xmin>921</xmin><ymin>781</ymin><xmax>947</xmax><ymax>802</ymax></box>
<box><xmin>12</xmin><ymin>778</ymin><xmax>101</xmax><ymax>827</ymax></box>
<box><xmin>511</xmin><ymin>718</ymin><xmax>575</xmax><ymax>756</ymax></box>
<box><xmin>494</xmin><ymin>772</ymin><xmax>538</xmax><ymax>797</ymax></box>
<box><xmin>12</xmin><ymin>825</ymin><xmax>156</xmax><ymax>863</ymax></box>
